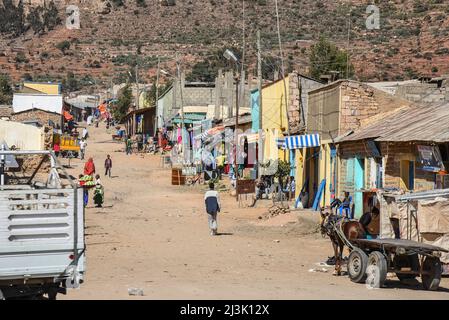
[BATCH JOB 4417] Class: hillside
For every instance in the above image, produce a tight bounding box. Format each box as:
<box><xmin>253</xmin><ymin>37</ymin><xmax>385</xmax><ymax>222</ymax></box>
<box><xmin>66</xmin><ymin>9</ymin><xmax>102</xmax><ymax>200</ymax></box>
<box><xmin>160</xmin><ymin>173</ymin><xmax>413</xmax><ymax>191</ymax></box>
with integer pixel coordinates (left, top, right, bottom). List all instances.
<box><xmin>1</xmin><ymin>0</ymin><xmax>449</xmax><ymax>90</ymax></box>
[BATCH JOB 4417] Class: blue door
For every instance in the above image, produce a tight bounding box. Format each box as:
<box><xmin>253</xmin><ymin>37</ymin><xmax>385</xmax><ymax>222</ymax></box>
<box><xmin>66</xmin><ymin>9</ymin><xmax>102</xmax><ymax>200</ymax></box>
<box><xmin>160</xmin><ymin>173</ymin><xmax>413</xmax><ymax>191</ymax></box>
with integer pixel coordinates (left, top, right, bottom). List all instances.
<box><xmin>354</xmin><ymin>158</ymin><xmax>365</xmax><ymax>219</ymax></box>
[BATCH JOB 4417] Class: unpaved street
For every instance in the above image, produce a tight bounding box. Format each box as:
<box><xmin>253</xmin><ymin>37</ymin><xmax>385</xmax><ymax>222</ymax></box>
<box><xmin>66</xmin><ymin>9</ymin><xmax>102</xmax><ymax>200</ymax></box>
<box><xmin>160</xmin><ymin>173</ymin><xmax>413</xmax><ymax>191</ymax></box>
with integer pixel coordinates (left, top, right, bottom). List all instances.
<box><xmin>63</xmin><ymin>125</ymin><xmax>449</xmax><ymax>300</ymax></box>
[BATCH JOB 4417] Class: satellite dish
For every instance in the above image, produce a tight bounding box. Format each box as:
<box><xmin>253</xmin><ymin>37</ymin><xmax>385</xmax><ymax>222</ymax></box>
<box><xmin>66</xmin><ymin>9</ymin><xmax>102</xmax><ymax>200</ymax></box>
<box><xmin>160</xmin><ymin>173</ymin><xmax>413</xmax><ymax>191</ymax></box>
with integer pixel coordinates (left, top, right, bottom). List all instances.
<box><xmin>0</xmin><ymin>141</ymin><xmax>19</xmax><ymax>168</ymax></box>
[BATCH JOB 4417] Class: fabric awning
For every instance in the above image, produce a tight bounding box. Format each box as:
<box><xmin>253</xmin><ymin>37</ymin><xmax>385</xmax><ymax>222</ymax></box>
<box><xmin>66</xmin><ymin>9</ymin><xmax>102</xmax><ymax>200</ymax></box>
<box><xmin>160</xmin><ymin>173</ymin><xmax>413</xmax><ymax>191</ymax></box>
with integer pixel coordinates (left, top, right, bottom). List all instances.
<box><xmin>63</xmin><ymin>111</ymin><xmax>73</xmax><ymax>121</ymax></box>
<box><xmin>172</xmin><ymin>113</ymin><xmax>207</xmax><ymax>125</ymax></box>
<box><xmin>285</xmin><ymin>134</ymin><xmax>320</xmax><ymax>149</ymax></box>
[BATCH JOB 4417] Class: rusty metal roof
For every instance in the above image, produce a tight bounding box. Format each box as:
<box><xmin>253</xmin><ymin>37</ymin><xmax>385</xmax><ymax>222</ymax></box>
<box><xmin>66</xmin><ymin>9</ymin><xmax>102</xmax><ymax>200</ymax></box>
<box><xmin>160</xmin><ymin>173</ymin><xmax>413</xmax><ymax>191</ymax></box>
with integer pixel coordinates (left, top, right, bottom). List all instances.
<box><xmin>337</xmin><ymin>102</ymin><xmax>449</xmax><ymax>143</ymax></box>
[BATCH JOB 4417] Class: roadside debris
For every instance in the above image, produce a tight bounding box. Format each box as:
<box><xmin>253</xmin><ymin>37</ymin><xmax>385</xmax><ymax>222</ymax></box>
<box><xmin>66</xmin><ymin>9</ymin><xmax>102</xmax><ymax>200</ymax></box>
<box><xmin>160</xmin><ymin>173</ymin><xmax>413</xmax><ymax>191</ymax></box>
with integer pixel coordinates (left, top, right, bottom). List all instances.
<box><xmin>308</xmin><ymin>268</ymin><xmax>329</xmax><ymax>273</ymax></box>
<box><xmin>128</xmin><ymin>288</ymin><xmax>144</xmax><ymax>296</ymax></box>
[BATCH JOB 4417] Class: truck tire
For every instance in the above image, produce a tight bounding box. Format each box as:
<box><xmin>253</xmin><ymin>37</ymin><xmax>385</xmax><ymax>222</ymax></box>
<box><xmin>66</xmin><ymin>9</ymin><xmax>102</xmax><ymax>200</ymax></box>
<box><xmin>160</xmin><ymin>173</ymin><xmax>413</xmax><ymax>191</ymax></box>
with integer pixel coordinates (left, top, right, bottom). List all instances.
<box><xmin>422</xmin><ymin>257</ymin><xmax>442</xmax><ymax>291</ymax></box>
<box><xmin>348</xmin><ymin>248</ymin><xmax>368</xmax><ymax>283</ymax></box>
<box><xmin>394</xmin><ymin>254</ymin><xmax>419</xmax><ymax>282</ymax></box>
<box><xmin>368</xmin><ymin>251</ymin><xmax>388</xmax><ymax>288</ymax></box>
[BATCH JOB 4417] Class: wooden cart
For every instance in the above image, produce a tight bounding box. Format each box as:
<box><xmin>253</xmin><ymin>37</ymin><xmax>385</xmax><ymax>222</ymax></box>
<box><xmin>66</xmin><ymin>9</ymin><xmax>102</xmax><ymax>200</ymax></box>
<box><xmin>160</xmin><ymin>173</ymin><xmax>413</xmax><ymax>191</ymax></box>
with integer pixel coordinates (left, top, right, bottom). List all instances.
<box><xmin>347</xmin><ymin>238</ymin><xmax>448</xmax><ymax>290</ymax></box>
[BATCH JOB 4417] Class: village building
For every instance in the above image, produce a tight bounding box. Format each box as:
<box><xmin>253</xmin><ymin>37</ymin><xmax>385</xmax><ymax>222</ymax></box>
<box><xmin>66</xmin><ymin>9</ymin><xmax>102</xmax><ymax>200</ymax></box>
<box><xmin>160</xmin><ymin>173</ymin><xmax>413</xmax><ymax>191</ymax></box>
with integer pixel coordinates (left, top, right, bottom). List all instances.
<box><xmin>11</xmin><ymin>108</ymin><xmax>62</xmax><ymax>128</ymax></box>
<box><xmin>256</xmin><ymin>72</ymin><xmax>323</xmax><ymax>180</ymax></box>
<box><xmin>0</xmin><ymin>119</ymin><xmax>48</xmax><ymax>150</ymax></box>
<box><xmin>368</xmin><ymin>75</ymin><xmax>449</xmax><ymax>104</ymax></box>
<box><xmin>65</xmin><ymin>95</ymin><xmax>99</xmax><ymax>122</ymax></box>
<box><xmin>302</xmin><ymin>80</ymin><xmax>412</xmax><ymax>216</ymax></box>
<box><xmin>335</xmin><ymin>102</ymin><xmax>449</xmax><ymax>208</ymax></box>
<box><xmin>12</xmin><ymin>93</ymin><xmax>64</xmax><ymax>129</ymax></box>
<box><xmin>22</xmin><ymin>81</ymin><xmax>61</xmax><ymax>95</ymax></box>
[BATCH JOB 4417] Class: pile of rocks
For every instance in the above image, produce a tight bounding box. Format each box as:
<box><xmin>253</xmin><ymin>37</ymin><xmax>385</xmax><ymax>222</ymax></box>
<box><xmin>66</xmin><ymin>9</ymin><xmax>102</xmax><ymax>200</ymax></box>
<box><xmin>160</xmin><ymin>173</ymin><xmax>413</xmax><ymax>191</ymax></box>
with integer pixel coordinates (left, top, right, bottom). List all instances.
<box><xmin>267</xmin><ymin>205</ymin><xmax>290</xmax><ymax>218</ymax></box>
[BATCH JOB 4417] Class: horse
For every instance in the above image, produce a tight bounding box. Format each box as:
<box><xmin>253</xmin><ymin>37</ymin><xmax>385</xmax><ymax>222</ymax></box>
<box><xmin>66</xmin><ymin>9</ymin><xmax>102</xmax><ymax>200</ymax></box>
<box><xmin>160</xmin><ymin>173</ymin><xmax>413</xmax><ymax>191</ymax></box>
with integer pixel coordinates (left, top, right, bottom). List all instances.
<box><xmin>320</xmin><ymin>206</ymin><xmax>366</xmax><ymax>276</ymax></box>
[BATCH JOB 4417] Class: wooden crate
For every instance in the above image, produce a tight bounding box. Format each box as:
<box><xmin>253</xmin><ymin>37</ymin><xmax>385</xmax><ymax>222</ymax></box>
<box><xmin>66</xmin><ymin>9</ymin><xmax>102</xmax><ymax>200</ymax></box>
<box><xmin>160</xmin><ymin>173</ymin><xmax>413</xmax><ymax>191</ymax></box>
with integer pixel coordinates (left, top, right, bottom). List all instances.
<box><xmin>171</xmin><ymin>168</ymin><xmax>186</xmax><ymax>185</ymax></box>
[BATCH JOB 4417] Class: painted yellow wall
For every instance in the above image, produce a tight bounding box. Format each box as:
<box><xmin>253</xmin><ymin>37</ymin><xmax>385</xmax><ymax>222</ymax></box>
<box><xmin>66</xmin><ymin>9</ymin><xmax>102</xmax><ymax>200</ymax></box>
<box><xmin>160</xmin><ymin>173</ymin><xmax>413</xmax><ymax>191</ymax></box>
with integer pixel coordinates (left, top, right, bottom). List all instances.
<box><xmin>295</xmin><ymin>149</ymin><xmax>305</xmax><ymax>201</ymax></box>
<box><xmin>261</xmin><ymin>76</ymin><xmax>289</xmax><ymax>132</ymax></box>
<box><xmin>23</xmin><ymin>82</ymin><xmax>60</xmax><ymax>95</ymax></box>
<box><xmin>261</xmin><ymin>77</ymin><xmax>290</xmax><ymax>164</ymax></box>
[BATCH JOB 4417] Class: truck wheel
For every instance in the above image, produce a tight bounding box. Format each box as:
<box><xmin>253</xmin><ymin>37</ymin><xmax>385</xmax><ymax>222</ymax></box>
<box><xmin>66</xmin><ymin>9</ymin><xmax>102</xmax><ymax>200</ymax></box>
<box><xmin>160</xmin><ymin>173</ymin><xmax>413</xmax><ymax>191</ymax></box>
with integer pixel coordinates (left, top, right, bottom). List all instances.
<box><xmin>367</xmin><ymin>251</ymin><xmax>388</xmax><ymax>288</ymax></box>
<box><xmin>394</xmin><ymin>254</ymin><xmax>419</xmax><ymax>282</ymax></box>
<box><xmin>422</xmin><ymin>257</ymin><xmax>442</xmax><ymax>291</ymax></box>
<box><xmin>348</xmin><ymin>248</ymin><xmax>368</xmax><ymax>283</ymax></box>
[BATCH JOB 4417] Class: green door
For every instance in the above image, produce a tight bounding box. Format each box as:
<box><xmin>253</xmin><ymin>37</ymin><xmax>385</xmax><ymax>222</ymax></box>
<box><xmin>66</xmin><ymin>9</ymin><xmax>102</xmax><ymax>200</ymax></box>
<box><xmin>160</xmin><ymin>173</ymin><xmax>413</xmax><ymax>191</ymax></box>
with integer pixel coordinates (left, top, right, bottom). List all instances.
<box><xmin>354</xmin><ymin>158</ymin><xmax>365</xmax><ymax>219</ymax></box>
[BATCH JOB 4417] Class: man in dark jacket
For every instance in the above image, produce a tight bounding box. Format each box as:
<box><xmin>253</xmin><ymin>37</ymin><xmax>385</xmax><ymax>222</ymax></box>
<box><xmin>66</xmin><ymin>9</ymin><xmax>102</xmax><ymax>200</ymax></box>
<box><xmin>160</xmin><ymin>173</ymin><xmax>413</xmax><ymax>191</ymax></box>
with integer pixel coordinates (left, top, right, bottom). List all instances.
<box><xmin>104</xmin><ymin>155</ymin><xmax>112</xmax><ymax>178</ymax></box>
<box><xmin>204</xmin><ymin>182</ymin><xmax>221</xmax><ymax>236</ymax></box>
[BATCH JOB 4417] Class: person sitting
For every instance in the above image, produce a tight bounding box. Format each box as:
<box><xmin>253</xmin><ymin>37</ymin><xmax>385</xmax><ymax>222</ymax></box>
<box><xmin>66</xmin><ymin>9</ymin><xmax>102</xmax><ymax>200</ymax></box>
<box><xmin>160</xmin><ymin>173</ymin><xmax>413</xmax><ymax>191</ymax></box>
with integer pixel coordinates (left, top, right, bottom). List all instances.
<box><xmin>339</xmin><ymin>192</ymin><xmax>353</xmax><ymax>219</ymax></box>
<box><xmin>360</xmin><ymin>207</ymin><xmax>380</xmax><ymax>239</ymax></box>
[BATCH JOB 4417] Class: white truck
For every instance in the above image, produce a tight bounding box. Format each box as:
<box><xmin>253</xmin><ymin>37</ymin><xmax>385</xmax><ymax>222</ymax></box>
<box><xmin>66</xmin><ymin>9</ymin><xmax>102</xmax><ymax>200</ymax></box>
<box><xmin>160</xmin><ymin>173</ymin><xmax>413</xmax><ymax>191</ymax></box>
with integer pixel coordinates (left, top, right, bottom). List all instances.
<box><xmin>0</xmin><ymin>149</ymin><xmax>85</xmax><ymax>300</ymax></box>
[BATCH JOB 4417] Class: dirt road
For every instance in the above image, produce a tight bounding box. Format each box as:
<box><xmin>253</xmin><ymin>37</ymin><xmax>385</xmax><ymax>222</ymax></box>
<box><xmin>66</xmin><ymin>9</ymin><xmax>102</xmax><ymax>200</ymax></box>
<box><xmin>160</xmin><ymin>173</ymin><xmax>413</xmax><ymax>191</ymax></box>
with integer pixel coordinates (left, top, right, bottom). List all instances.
<box><xmin>63</xmin><ymin>125</ymin><xmax>449</xmax><ymax>300</ymax></box>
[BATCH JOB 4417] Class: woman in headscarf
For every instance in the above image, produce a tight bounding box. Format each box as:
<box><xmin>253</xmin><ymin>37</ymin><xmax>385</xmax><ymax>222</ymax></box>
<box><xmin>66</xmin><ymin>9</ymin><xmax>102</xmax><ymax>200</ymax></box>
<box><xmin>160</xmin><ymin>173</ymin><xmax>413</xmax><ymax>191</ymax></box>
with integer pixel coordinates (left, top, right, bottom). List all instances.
<box><xmin>84</xmin><ymin>158</ymin><xmax>96</xmax><ymax>177</ymax></box>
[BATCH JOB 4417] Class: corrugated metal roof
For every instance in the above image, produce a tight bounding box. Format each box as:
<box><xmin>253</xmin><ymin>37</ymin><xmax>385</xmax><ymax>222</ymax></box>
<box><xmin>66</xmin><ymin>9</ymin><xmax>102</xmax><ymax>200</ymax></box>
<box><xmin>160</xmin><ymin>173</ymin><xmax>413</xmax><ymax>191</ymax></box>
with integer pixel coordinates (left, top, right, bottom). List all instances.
<box><xmin>172</xmin><ymin>113</ymin><xmax>207</xmax><ymax>124</ymax></box>
<box><xmin>338</xmin><ymin>102</ymin><xmax>449</xmax><ymax>143</ymax></box>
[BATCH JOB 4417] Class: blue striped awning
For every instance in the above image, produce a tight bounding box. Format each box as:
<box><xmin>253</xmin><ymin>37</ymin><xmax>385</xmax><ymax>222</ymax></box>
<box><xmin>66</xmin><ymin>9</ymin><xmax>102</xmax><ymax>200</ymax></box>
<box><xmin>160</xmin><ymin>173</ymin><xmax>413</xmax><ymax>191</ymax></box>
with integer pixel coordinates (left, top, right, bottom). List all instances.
<box><xmin>285</xmin><ymin>134</ymin><xmax>320</xmax><ymax>149</ymax></box>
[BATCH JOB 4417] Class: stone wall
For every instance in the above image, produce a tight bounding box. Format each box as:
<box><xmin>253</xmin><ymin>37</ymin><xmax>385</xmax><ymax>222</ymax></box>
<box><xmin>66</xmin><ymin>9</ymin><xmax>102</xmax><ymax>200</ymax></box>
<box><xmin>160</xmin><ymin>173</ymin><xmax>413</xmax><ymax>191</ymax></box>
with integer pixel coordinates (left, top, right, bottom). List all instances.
<box><xmin>339</xmin><ymin>81</ymin><xmax>410</xmax><ymax>135</ymax></box>
<box><xmin>11</xmin><ymin>109</ymin><xmax>62</xmax><ymax>128</ymax></box>
<box><xmin>337</xmin><ymin>141</ymin><xmax>436</xmax><ymax>194</ymax></box>
<box><xmin>395</xmin><ymin>83</ymin><xmax>449</xmax><ymax>104</ymax></box>
<box><xmin>288</xmin><ymin>72</ymin><xmax>324</xmax><ymax>135</ymax></box>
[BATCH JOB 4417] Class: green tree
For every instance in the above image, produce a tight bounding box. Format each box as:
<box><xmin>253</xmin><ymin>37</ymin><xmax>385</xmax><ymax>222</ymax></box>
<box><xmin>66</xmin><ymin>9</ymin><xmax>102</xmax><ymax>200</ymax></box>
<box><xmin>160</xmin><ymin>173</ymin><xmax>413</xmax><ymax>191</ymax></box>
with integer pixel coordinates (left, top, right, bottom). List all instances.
<box><xmin>62</xmin><ymin>72</ymin><xmax>80</xmax><ymax>92</ymax></box>
<box><xmin>309</xmin><ymin>36</ymin><xmax>354</xmax><ymax>80</ymax></box>
<box><xmin>0</xmin><ymin>74</ymin><xmax>13</xmax><ymax>105</ymax></box>
<box><xmin>114</xmin><ymin>85</ymin><xmax>132</xmax><ymax>121</ymax></box>
<box><xmin>145</xmin><ymin>82</ymin><xmax>157</xmax><ymax>107</ymax></box>
<box><xmin>187</xmin><ymin>47</ymin><xmax>242</xmax><ymax>82</ymax></box>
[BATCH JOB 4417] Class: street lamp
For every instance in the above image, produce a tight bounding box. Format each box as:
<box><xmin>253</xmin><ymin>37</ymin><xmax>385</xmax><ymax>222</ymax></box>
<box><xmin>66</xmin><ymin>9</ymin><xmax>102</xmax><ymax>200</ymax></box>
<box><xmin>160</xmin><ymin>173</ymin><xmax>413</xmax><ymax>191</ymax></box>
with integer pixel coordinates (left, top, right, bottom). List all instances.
<box><xmin>223</xmin><ymin>49</ymin><xmax>239</xmax><ymax>64</ymax></box>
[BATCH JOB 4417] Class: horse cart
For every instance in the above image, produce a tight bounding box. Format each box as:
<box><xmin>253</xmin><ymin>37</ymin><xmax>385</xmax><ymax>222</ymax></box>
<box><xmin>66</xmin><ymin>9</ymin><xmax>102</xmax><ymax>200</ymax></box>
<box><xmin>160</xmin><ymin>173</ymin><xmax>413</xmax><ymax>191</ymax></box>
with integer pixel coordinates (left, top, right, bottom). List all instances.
<box><xmin>347</xmin><ymin>238</ymin><xmax>448</xmax><ymax>290</ymax></box>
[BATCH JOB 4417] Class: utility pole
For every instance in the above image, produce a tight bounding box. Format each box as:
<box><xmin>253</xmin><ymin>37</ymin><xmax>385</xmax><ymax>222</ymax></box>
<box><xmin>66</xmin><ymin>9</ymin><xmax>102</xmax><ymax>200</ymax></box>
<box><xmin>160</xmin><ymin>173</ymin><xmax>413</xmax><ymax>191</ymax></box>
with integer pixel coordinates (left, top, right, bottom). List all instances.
<box><xmin>346</xmin><ymin>10</ymin><xmax>351</xmax><ymax>79</ymax></box>
<box><xmin>176</xmin><ymin>54</ymin><xmax>185</xmax><ymax>161</ymax></box>
<box><xmin>257</xmin><ymin>30</ymin><xmax>263</xmax><ymax>132</ymax></box>
<box><xmin>135</xmin><ymin>64</ymin><xmax>139</xmax><ymax>109</ymax></box>
<box><xmin>274</xmin><ymin>0</ymin><xmax>289</xmax><ymax>135</ymax></box>
<box><xmin>154</xmin><ymin>56</ymin><xmax>161</xmax><ymax>135</ymax></box>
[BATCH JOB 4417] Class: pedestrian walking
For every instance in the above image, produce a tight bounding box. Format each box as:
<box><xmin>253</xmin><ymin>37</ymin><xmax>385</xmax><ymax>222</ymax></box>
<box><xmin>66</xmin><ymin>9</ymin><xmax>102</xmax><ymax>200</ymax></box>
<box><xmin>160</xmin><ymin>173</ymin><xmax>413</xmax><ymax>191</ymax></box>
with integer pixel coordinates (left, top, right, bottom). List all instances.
<box><xmin>204</xmin><ymin>182</ymin><xmax>221</xmax><ymax>236</ymax></box>
<box><xmin>126</xmin><ymin>136</ymin><xmax>133</xmax><ymax>155</ymax></box>
<box><xmin>136</xmin><ymin>132</ymin><xmax>143</xmax><ymax>151</ymax></box>
<box><xmin>78</xmin><ymin>174</ymin><xmax>89</xmax><ymax>207</ymax></box>
<box><xmin>93</xmin><ymin>181</ymin><xmax>104</xmax><ymax>208</ymax></box>
<box><xmin>104</xmin><ymin>155</ymin><xmax>112</xmax><ymax>177</ymax></box>
<box><xmin>79</xmin><ymin>138</ymin><xmax>87</xmax><ymax>160</ymax></box>
<box><xmin>84</xmin><ymin>157</ymin><xmax>96</xmax><ymax>177</ymax></box>
<box><xmin>82</xmin><ymin>127</ymin><xmax>89</xmax><ymax>140</ymax></box>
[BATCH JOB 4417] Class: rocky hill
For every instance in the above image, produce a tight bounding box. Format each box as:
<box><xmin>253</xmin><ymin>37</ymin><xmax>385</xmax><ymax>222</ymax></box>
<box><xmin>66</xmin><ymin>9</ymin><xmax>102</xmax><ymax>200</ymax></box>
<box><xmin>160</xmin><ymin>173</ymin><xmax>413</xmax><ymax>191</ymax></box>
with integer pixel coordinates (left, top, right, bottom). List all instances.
<box><xmin>1</xmin><ymin>0</ymin><xmax>449</xmax><ymax>91</ymax></box>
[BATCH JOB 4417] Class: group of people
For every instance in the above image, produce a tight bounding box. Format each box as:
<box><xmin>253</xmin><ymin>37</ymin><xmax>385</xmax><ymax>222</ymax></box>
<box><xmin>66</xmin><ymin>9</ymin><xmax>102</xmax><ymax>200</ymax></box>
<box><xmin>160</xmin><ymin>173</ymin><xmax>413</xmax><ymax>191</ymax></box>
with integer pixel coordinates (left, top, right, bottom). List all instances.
<box><xmin>124</xmin><ymin>133</ymin><xmax>162</xmax><ymax>156</ymax></box>
<box><xmin>78</xmin><ymin>154</ymin><xmax>113</xmax><ymax>208</ymax></box>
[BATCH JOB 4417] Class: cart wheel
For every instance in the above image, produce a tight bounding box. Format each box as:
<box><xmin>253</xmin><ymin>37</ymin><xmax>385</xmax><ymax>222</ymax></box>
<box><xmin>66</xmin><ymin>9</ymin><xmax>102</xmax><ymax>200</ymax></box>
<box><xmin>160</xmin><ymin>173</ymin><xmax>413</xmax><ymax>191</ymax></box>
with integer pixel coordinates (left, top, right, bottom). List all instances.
<box><xmin>368</xmin><ymin>251</ymin><xmax>388</xmax><ymax>288</ymax></box>
<box><xmin>421</xmin><ymin>257</ymin><xmax>442</xmax><ymax>291</ymax></box>
<box><xmin>394</xmin><ymin>254</ymin><xmax>419</xmax><ymax>282</ymax></box>
<box><xmin>348</xmin><ymin>248</ymin><xmax>368</xmax><ymax>283</ymax></box>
